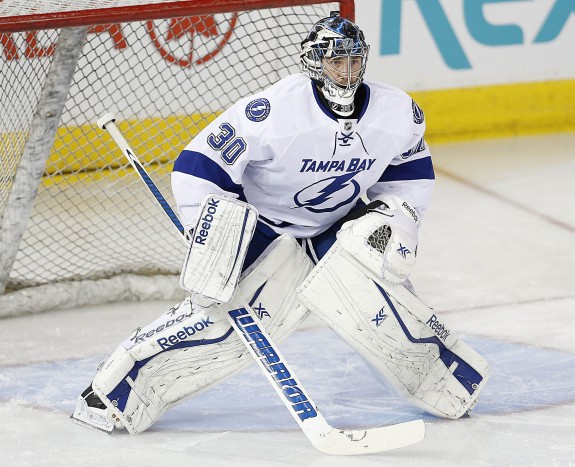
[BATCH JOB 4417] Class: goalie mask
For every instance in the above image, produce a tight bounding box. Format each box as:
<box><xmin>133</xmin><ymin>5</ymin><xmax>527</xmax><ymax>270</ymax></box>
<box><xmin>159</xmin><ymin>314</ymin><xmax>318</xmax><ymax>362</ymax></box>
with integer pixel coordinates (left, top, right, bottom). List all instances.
<box><xmin>300</xmin><ymin>12</ymin><xmax>369</xmax><ymax>117</ymax></box>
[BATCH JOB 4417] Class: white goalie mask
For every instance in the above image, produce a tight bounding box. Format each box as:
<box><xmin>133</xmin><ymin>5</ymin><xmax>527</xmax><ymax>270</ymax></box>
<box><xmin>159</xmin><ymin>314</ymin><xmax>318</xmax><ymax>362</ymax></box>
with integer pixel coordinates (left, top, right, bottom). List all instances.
<box><xmin>300</xmin><ymin>12</ymin><xmax>370</xmax><ymax>117</ymax></box>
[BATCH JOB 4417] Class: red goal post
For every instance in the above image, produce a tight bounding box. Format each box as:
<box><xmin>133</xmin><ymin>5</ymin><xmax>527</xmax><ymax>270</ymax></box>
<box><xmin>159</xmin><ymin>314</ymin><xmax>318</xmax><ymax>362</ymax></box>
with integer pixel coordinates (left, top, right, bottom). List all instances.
<box><xmin>0</xmin><ymin>1</ymin><xmax>354</xmax><ymax>33</ymax></box>
<box><xmin>0</xmin><ymin>0</ymin><xmax>354</xmax><ymax>316</ymax></box>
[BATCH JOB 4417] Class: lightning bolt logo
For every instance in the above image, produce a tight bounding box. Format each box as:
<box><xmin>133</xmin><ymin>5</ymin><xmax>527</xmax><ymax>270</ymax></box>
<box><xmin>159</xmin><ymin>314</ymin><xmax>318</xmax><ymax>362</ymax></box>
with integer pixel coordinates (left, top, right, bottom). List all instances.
<box><xmin>245</xmin><ymin>98</ymin><xmax>271</xmax><ymax>122</ymax></box>
<box><xmin>293</xmin><ymin>171</ymin><xmax>360</xmax><ymax>213</ymax></box>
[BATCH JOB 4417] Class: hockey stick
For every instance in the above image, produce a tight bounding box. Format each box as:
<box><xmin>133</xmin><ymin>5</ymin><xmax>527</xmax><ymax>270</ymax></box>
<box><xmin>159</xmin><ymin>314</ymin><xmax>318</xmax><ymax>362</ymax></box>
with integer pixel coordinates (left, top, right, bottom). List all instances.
<box><xmin>98</xmin><ymin>116</ymin><xmax>185</xmax><ymax>238</ymax></box>
<box><xmin>97</xmin><ymin>112</ymin><xmax>425</xmax><ymax>455</ymax></box>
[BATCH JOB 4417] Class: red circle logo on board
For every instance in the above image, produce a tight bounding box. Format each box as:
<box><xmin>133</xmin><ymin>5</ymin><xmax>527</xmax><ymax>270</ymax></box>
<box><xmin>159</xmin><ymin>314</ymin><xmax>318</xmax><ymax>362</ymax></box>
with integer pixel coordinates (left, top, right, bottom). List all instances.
<box><xmin>146</xmin><ymin>14</ymin><xmax>238</xmax><ymax>67</ymax></box>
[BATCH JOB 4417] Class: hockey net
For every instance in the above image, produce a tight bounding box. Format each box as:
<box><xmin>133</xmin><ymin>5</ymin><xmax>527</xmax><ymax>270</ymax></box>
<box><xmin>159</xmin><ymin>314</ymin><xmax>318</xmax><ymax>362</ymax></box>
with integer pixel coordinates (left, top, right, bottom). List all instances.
<box><xmin>0</xmin><ymin>0</ymin><xmax>353</xmax><ymax>317</ymax></box>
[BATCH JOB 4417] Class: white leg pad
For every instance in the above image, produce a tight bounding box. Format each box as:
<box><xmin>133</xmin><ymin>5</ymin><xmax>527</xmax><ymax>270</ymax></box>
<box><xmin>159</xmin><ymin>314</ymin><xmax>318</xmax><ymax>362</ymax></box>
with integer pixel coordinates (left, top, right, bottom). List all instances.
<box><xmin>92</xmin><ymin>234</ymin><xmax>313</xmax><ymax>434</ymax></box>
<box><xmin>297</xmin><ymin>242</ymin><xmax>489</xmax><ymax>419</ymax></box>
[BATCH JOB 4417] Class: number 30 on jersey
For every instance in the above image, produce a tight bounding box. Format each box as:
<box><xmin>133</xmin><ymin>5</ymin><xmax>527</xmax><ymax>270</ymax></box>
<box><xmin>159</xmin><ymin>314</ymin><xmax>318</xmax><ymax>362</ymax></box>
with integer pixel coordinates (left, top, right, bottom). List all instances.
<box><xmin>207</xmin><ymin>122</ymin><xmax>247</xmax><ymax>165</ymax></box>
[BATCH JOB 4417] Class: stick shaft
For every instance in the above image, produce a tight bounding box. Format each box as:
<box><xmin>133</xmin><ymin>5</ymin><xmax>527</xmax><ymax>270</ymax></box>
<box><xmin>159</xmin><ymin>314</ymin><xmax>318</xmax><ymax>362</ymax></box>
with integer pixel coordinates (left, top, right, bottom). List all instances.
<box><xmin>98</xmin><ymin>113</ymin><xmax>185</xmax><ymax>237</ymax></box>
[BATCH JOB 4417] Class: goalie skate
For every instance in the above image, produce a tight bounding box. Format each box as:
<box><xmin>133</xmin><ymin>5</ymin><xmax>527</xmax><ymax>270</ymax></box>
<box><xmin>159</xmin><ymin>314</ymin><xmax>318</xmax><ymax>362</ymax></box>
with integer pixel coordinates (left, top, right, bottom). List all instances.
<box><xmin>70</xmin><ymin>384</ymin><xmax>121</xmax><ymax>434</ymax></box>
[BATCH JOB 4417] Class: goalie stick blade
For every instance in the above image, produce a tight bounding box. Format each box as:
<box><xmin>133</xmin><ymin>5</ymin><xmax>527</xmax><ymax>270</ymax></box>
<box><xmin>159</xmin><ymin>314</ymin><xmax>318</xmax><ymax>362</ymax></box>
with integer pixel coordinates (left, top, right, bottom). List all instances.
<box><xmin>313</xmin><ymin>419</ymin><xmax>425</xmax><ymax>456</ymax></box>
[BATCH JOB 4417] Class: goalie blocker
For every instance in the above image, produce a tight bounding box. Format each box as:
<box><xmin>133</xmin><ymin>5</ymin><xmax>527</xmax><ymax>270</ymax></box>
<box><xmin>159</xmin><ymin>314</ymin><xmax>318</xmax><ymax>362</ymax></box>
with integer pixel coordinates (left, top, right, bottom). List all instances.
<box><xmin>180</xmin><ymin>193</ymin><xmax>258</xmax><ymax>303</ymax></box>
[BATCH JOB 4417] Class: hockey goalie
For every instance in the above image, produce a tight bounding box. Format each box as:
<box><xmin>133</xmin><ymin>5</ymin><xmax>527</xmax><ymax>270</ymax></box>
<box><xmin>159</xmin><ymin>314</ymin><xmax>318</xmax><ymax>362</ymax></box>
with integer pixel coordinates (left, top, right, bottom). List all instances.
<box><xmin>72</xmin><ymin>12</ymin><xmax>489</xmax><ymax>435</ymax></box>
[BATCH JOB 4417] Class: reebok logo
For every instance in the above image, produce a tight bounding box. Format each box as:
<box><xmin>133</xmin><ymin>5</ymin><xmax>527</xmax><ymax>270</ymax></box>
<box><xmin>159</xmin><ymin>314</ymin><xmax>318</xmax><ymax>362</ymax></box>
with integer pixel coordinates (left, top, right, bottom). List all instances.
<box><xmin>194</xmin><ymin>198</ymin><xmax>220</xmax><ymax>245</ymax></box>
<box><xmin>426</xmin><ymin>314</ymin><xmax>451</xmax><ymax>342</ymax></box>
<box><xmin>157</xmin><ymin>317</ymin><xmax>214</xmax><ymax>350</ymax></box>
<box><xmin>130</xmin><ymin>309</ymin><xmax>194</xmax><ymax>344</ymax></box>
<box><xmin>401</xmin><ymin>201</ymin><xmax>419</xmax><ymax>224</ymax></box>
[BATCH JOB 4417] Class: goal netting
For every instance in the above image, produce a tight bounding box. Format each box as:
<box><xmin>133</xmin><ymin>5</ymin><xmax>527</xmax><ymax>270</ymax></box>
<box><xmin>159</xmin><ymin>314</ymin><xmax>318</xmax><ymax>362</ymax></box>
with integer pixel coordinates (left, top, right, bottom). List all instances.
<box><xmin>0</xmin><ymin>0</ymin><xmax>352</xmax><ymax>317</ymax></box>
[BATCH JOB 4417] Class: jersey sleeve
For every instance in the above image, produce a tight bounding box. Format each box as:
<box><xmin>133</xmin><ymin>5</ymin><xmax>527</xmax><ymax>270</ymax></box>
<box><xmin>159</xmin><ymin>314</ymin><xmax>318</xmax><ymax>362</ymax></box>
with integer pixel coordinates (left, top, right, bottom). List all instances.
<box><xmin>366</xmin><ymin>99</ymin><xmax>435</xmax><ymax>221</ymax></box>
<box><xmin>171</xmin><ymin>99</ymin><xmax>268</xmax><ymax>230</ymax></box>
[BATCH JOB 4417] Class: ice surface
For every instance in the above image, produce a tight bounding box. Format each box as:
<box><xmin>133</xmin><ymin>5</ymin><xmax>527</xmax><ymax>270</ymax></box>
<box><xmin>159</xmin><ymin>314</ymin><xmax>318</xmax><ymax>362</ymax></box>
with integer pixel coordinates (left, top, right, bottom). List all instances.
<box><xmin>1</xmin><ymin>133</ymin><xmax>575</xmax><ymax>466</ymax></box>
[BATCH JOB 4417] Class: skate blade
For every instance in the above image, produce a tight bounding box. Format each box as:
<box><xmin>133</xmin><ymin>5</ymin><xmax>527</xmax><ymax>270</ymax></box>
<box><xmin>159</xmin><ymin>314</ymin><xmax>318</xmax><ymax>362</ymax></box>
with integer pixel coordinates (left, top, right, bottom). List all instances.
<box><xmin>70</xmin><ymin>413</ymin><xmax>115</xmax><ymax>434</ymax></box>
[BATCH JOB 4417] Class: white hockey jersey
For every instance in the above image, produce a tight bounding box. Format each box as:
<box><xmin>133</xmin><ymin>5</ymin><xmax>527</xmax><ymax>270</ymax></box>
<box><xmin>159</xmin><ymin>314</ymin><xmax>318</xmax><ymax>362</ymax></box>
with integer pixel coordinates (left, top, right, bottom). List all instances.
<box><xmin>172</xmin><ymin>73</ymin><xmax>434</xmax><ymax>238</ymax></box>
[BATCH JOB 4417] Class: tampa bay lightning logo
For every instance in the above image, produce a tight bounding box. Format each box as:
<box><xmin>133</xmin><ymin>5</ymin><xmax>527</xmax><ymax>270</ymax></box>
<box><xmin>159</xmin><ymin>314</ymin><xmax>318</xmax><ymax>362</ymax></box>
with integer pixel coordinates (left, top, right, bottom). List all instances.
<box><xmin>412</xmin><ymin>100</ymin><xmax>424</xmax><ymax>124</ymax></box>
<box><xmin>245</xmin><ymin>98</ymin><xmax>270</xmax><ymax>122</ymax></box>
<box><xmin>293</xmin><ymin>171</ymin><xmax>360</xmax><ymax>213</ymax></box>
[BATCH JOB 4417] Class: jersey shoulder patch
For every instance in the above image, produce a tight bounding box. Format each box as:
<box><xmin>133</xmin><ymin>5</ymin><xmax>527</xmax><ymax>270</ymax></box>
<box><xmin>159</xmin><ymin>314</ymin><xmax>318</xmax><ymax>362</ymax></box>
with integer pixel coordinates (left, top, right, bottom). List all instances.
<box><xmin>411</xmin><ymin>99</ymin><xmax>425</xmax><ymax>124</ymax></box>
<box><xmin>245</xmin><ymin>98</ymin><xmax>271</xmax><ymax>122</ymax></box>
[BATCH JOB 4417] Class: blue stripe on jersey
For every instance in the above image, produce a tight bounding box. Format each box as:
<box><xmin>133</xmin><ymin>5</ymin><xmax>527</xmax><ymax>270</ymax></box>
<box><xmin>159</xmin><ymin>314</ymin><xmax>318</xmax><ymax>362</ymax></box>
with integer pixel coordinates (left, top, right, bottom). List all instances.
<box><xmin>310</xmin><ymin>81</ymin><xmax>370</xmax><ymax>122</ymax></box>
<box><xmin>357</xmin><ymin>83</ymin><xmax>370</xmax><ymax>121</ymax></box>
<box><xmin>378</xmin><ymin>156</ymin><xmax>435</xmax><ymax>182</ymax></box>
<box><xmin>311</xmin><ymin>82</ymin><xmax>337</xmax><ymax>122</ymax></box>
<box><xmin>173</xmin><ymin>150</ymin><xmax>244</xmax><ymax>195</ymax></box>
